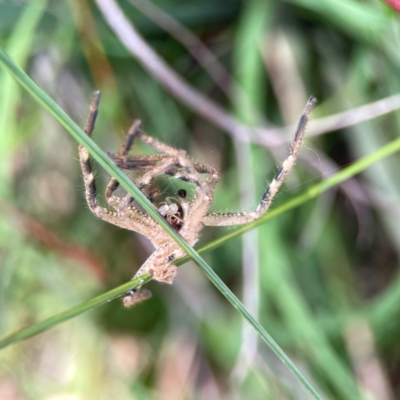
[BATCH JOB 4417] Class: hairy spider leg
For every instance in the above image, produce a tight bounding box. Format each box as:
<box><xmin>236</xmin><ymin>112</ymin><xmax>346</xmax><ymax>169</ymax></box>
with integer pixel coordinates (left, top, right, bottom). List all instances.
<box><xmin>104</xmin><ymin>120</ymin><xmax>179</xmax><ymax>211</ymax></box>
<box><xmin>105</xmin><ymin>119</ymin><xmax>142</xmax><ymax>210</ymax></box>
<box><xmin>173</xmin><ymin>164</ymin><xmax>219</xmax><ymax>246</ymax></box>
<box><xmin>202</xmin><ymin>96</ymin><xmax>316</xmax><ymax>227</ymax></box>
<box><xmin>102</xmin><ymin>120</ymin><xmax>167</xmax><ymax>219</ymax></box>
<box><xmin>79</xmin><ymin>93</ymin><xmax>180</xmax><ymax>306</ymax></box>
<box><xmin>112</xmin><ymin>155</ymin><xmax>219</xmax><ymax>188</ymax></box>
<box><xmin>123</xmin><ymin>241</ymin><xmax>183</xmax><ymax>308</ymax></box>
<box><xmin>79</xmin><ymin>92</ymin><xmax>161</xmax><ymax>235</ymax></box>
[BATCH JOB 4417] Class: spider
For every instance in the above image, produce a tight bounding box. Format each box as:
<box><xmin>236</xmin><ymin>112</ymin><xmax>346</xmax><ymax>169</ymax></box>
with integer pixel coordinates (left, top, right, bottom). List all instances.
<box><xmin>79</xmin><ymin>92</ymin><xmax>316</xmax><ymax>307</ymax></box>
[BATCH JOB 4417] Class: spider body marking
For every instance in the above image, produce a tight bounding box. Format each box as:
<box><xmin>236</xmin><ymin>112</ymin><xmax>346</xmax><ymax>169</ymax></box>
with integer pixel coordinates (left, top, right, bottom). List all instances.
<box><xmin>78</xmin><ymin>92</ymin><xmax>316</xmax><ymax>307</ymax></box>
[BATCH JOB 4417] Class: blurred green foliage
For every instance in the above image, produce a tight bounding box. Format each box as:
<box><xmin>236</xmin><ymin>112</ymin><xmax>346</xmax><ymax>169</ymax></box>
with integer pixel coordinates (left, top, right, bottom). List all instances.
<box><xmin>1</xmin><ymin>0</ymin><xmax>400</xmax><ymax>399</ymax></box>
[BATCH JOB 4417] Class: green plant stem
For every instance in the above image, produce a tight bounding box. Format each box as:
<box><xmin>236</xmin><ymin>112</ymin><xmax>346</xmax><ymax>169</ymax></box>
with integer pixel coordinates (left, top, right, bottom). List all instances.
<box><xmin>0</xmin><ymin>275</ymin><xmax>152</xmax><ymax>349</ymax></box>
<box><xmin>0</xmin><ymin>48</ymin><xmax>324</xmax><ymax>400</ymax></box>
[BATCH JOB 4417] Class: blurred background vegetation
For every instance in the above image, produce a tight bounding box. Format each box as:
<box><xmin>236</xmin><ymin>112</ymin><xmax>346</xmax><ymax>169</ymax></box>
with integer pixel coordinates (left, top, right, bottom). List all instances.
<box><xmin>1</xmin><ymin>0</ymin><xmax>400</xmax><ymax>399</ymax></box>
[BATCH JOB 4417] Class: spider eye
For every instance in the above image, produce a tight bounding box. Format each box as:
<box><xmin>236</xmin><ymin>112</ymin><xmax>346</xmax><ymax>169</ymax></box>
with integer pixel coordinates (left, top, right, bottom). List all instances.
<box><xmin>178</xmin><ymin>189</ymin><xmax>187</xmax><ymax>198</ymax></box>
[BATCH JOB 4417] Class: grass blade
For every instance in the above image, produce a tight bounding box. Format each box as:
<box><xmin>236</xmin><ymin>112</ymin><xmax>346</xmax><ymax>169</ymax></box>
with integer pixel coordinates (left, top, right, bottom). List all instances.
<box><xmin>0</xmin><ymin>48</ymin><xmax>324</xmax><ymax>400</ymax></box>
<box><xmin>0</xmin><ymin>275</ymin><xmax>152</xmax><ymax>349</ymax></box>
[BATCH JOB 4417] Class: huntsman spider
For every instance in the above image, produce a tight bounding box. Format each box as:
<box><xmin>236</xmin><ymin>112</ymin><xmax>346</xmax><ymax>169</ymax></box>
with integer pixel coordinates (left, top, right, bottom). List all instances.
<box><xmin>78</xmin><ymin>92</ymin><xmax>316</xmax><ymax>307</ymax></box>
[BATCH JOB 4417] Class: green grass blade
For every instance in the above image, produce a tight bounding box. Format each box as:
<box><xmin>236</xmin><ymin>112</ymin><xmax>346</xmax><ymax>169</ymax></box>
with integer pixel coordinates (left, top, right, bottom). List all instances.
<box><xmin>0</xmin><ymin>49</ymin><xmax>324</xmax><ymax>400</ymax></box>
<box><xmin>0</xmin><ymin>275</ymin><xmax>152</xmax><ymax>349</ymax></box>
<box><xmin>0</xmin><ymin>0</ymin><xmax>49</xmax><ymax>198</ymax></box>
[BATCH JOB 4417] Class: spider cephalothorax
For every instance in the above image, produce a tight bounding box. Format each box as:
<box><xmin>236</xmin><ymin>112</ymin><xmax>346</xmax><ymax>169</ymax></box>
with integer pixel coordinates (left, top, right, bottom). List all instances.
<box><xmin>79</xmin><ymin>92</ymin><xmax>316</xmax><ymax>307</ymax></box>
